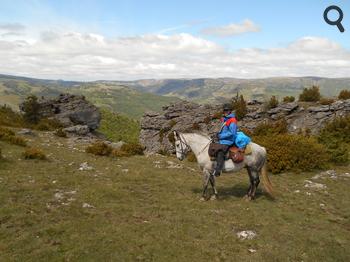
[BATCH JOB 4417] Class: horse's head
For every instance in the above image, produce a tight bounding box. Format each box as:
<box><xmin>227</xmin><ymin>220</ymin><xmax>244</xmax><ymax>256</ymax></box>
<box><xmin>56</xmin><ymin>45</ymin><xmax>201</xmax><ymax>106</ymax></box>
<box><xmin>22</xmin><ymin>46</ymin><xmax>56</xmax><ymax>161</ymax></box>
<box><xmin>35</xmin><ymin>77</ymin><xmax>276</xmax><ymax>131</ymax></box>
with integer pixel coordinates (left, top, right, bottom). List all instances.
<box><xmin>173</xmin><ymin>131</ymin><xmax>190</xmax><ymax>161</ymax></box>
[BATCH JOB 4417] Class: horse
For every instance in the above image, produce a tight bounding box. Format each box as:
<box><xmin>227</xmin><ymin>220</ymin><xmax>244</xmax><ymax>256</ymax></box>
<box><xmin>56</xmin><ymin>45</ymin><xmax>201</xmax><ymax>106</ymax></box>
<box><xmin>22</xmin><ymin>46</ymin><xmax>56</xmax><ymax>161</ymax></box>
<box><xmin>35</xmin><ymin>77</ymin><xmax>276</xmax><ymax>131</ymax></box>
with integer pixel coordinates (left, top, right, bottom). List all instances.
<box><xmin>173</xmin><ymin>131</ymin><xmax>274</xmax><ymax>201</ymax></box>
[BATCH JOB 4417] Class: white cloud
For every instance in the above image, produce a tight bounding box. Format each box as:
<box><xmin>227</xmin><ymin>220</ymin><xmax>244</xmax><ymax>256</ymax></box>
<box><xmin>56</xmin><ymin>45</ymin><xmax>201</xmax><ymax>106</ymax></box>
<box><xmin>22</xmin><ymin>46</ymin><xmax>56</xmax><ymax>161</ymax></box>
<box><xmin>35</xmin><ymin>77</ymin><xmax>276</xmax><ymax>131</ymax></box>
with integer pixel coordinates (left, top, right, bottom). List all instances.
<box><xmin>0</xmin><ymin>27</ymin><xmax>349</xmax><ymax>81</ymax></box>
<box><xmin>201</xmin><ymin>20</ymin><xmax>260</xmax><ymax>37</ymax></box>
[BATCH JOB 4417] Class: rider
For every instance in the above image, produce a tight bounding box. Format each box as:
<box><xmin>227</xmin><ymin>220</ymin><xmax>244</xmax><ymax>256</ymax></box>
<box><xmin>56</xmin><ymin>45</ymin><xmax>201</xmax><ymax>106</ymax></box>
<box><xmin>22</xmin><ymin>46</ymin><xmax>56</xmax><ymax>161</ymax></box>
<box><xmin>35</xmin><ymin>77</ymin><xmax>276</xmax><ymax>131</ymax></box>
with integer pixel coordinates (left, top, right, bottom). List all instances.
<box><xmin>211</xmin><ymin>103</ymin><xmax>238</xmax><ymax>177</ymax></box>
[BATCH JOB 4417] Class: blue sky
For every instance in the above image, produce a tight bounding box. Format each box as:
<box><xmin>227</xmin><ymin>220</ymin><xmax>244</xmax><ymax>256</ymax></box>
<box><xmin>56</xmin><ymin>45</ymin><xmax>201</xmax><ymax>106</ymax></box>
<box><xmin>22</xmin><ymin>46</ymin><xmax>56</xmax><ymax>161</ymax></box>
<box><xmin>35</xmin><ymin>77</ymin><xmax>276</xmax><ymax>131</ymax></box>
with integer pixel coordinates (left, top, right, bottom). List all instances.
<box><xmin>0</xmin><ymin>0</ymin><xmax>349</xmax><ymax>80</ymax></box>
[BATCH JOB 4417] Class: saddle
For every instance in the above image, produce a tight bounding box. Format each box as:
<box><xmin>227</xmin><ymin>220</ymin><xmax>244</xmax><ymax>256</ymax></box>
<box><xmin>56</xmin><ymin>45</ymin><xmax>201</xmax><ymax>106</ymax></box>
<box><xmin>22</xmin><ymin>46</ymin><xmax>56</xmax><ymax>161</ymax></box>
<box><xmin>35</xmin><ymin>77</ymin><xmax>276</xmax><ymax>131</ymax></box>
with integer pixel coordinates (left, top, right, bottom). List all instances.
<box><xmin>208</xmin><ymin>143</ymin><xmax>252</xmax><ymax>163</ymax></box>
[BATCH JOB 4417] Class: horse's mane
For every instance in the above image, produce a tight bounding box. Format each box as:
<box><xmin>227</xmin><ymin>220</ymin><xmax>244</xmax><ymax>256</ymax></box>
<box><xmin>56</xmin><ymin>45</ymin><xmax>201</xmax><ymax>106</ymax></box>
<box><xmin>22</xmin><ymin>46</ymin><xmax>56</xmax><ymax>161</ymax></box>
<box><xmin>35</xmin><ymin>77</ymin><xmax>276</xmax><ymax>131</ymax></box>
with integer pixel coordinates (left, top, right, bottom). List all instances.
<box><xmin>182</xmin><ymin>131</ymin><xmax>210</xmax><ymax>140</ymax></box>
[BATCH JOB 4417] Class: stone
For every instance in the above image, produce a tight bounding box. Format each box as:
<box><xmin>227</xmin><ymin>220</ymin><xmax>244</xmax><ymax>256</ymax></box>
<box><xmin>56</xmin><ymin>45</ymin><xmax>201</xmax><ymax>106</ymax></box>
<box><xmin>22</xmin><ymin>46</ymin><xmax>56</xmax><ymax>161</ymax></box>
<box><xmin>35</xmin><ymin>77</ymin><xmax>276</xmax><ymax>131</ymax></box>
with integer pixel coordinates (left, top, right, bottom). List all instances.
<box><xmin>236</xmin><ymin>230</ymin><xmax>257</xmax><ymax>240</ymax></box>
<box><xmin>19</xmin><ymin>93</ymin><xmax>101</xmax><ymax>130</ymax></box>
<box><xmin>78</xmin><ymin>162</ymin><xmax>93</xmax><ymax>171</ymax></box>
<box><xmin>17</xmin><ymin>128</ymin><xmax>35</xmax><ymax>136</ymax></box>
<box><xmin>63</xmin><ymin>125</ymin><xmax>90</xmax><ymax>136</ymax></box>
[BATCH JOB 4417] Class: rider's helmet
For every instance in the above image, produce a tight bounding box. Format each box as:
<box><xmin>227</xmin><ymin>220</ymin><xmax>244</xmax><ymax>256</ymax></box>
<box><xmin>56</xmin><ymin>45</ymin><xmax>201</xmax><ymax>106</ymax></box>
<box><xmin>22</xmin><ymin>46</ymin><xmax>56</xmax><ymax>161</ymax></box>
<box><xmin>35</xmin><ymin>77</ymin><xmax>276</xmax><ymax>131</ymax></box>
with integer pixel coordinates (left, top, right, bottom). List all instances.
<box><xmin>222</xmin><ymin>103</ymin><xmax>233</xmax><ymax>112</ymax></box>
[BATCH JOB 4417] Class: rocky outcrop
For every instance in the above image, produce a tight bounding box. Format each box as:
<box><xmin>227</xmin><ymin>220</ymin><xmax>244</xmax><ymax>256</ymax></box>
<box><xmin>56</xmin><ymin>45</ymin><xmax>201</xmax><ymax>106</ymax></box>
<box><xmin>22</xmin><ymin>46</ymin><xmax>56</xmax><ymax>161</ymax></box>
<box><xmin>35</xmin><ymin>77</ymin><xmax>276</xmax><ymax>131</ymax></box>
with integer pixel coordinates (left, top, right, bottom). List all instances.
<box><xmin>20</xmin><ymin>93</ymin><xmax>101</xmax><ymax>130</ymax></box>
<box><xmin>140</xmin><ymin>99</ymin><xmax>350</xmax><ymax>154</ymax></box>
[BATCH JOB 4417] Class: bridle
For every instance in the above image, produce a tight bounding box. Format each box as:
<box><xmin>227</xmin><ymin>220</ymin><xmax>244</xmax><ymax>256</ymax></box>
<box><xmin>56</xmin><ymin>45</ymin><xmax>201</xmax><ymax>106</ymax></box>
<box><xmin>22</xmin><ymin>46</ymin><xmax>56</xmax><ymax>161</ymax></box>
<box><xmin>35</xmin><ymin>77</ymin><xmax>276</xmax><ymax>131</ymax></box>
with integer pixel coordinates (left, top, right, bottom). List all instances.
<box><xmin>175</xmin><ymin>131</ymin><xmax>191</xmax><ymax>157</ymax></box>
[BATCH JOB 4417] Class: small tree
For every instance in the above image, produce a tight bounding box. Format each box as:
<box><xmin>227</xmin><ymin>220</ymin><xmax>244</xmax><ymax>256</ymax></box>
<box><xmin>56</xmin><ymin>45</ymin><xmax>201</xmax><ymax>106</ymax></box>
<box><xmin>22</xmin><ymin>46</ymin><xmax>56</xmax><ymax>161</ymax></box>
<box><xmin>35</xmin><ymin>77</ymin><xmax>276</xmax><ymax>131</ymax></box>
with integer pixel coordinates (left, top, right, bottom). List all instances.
<box><xmin>22</xmin><ymin>95</ymin><xmax>41</xmax><ymax>124</ymax></box>
<box><xmin>338</xmin><ymin>90</ymin><xmax>350</xmax><ymax>100</ymax></box>
<box><xmin>232</xmin><ymin>94</ymin><xmax>247</xmax><ymax>120</ymax></box>
<box><xmin>267</xmin><ymin>96</ymin><xmax>279</xmax><ymax>109</ymax></box>
<box><xmin>299</xmin><ymin>86</ymin><xmax>321</xmax><ymax>102</ymax></box>
<box><xmin>283</xmin><ymin>96</ymin><xmax>295</xmax><ymax>103</ymax></box>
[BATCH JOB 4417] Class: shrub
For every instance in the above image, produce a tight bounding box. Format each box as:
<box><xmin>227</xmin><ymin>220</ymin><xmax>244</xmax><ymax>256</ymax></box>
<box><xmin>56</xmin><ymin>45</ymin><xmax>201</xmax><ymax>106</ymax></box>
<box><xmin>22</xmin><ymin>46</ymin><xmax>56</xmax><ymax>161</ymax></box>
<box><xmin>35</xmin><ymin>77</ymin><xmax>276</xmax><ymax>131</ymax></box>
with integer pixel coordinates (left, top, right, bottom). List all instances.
<box><xmin>192</xmin><ymin>123</ymin><xmax>201</xmax><ymax>130</ymax></box>
<box><xmin>34</xmin><ymin>118</ymin><xmax>63</xmax><ymax>131</ymax></box>
<box><xmin>338</xmin><ymin>90</ymin><xmax>350</xmax><ymax>100</ymax></box>
<box><xmin>254</xmin><ymin>134</ymin><xmax>329</xmax><ymax>173</ymax></box>
<box><xmin>267</xmin><ymin>96</ymin><xmax>279</xmax><ymax>109</ymax></box>
<box><xmin>86</xmin><ymin>141</ymin><xmax>112</xmax><ymax>156</ymax></box>
<box><xmin>22</xmin><ymin>95</ymin><xmax>41</xmax><ymax>124</ymax></box>
<box><xmin>283</xmin><ymin>96</ymin><xmax>295</xmax><ymax>103</ymax></box>
<box><xmin>23</xmin><ymin>147</ymin><xmax>46</xmax><ymax>160</ymax></box>
<box><xmin>299</xmin><ymin>86</ymin><xmax>321</xmax><ymax>102</ymax></box>
<box><xmin>186</xmin><ymin>151</ymin><xmax>197</xmax><ymax>162</ymax></box>
<box><xmin>168</xmin><ymin>132</ymin><xmax>175</xmax><ymax>145</ymax></box>
<box><xmin>319</xmin><ymin>98</ymin><xmax>335</xmax><ymax>105</ymax></box>
<box><xmin>204</xmin><ymin>115</ymin><xmax>211</xmax><ymax>124</ymax></box>
<box><xmin>97</xmin><ymin>108</ymin><xmax>140</xmax><ymax>144</ymax></box>
<box><xmin>318</xmin><ymin>114</ymin><xmax>350</xmax><ymax>163</ymax></box>
<box><xmin>0</xmin><ymin>127</ymin><xmax>27</xmax><ymax>146</ymax></box>
<box><xmin>232</xmin><ymin>94</ymin><xmax>247</xmax><ymax>120</ymax></box>
<box><xmin>112</xmin><ymin>143</ymin><xmax>144</xmax><ymax>157</ymax></box>
<box><xmin>0</xmin><ymin>105</ymin><xmax>25</xmax><ymax>127</ymax></box>
<box><xmin>253</xmin><ymin>119</ymin><xmax>288</xmax><ymax>137</ymax></box>
<box><xmin>212</xmin><ymin>111</ymin><xmax>222</xmax><ymax>120</ymax></box>
<box><xmin>54</xmin><ymin>128</ymin><xmax>67</xmax><ymax>138</ymax></box>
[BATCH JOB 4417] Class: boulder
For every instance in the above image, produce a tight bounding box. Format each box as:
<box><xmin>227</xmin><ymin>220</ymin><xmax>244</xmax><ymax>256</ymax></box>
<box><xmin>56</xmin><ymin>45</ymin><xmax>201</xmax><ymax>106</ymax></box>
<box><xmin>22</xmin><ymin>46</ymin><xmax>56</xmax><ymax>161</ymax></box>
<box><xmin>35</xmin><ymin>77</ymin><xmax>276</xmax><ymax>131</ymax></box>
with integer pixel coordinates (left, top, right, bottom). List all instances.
<box><xmin>63</xmin><ymin>125</ymin><xmax>90</xmax><ymax>136</ymax></box>
<box><xmin>20</xmin><ymin>93</ymin><xmax>101</xmax><ymax>130</ymax></box>
<box><xmin>140</xmin><ymin>99</ymin><xmax>350</xmax><ymax>154</ymax></box>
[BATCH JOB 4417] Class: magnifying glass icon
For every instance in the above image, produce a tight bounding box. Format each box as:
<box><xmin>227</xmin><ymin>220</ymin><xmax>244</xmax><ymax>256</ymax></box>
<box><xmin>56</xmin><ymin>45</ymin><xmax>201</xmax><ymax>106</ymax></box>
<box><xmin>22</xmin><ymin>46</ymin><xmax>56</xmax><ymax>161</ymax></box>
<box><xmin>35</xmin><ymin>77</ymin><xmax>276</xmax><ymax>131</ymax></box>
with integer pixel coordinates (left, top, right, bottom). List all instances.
<box><xmin>324</xmin><ymin>5</ymin><xmax>345</xmax><ymax>33</ymax></box>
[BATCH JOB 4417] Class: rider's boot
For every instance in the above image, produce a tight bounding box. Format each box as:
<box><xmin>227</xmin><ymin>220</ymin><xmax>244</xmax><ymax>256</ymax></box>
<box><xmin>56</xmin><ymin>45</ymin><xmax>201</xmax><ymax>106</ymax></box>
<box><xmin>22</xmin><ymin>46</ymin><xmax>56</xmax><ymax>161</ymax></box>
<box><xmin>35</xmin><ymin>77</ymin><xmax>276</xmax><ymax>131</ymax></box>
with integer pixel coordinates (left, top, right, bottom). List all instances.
<box><xmin>214</xmin><ymin>151</ymin><xmax>225</xmax><ymax>177</ymax></box>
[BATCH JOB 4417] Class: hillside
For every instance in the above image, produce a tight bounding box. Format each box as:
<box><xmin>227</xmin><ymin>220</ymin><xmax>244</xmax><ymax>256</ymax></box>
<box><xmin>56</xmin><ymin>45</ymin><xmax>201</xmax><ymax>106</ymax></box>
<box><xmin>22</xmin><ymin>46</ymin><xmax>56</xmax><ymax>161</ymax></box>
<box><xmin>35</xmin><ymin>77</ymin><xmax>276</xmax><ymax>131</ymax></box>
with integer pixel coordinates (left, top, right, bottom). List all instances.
<box><xmin>0</xmin><ymin>128</ymin><xmax>350</xmax><ymax>260</ymax></box>
<box><xmin>118</xmin><ymin>77</ymin><xmax>350</xmax><ymax>103</ymax></box>
<box><xmin>0</xmin><ymin>75</ymin><xmax>180</xmax><ymax>119</ymax></box>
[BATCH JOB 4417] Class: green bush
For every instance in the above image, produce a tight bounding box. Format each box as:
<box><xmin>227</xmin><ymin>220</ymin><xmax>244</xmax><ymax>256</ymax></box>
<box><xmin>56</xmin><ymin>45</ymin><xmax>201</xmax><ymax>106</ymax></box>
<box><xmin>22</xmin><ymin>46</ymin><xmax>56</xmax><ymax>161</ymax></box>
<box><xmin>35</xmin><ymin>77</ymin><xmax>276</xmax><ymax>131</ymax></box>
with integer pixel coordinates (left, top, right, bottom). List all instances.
<box><xmin>254</xmin><ymin>134</ymin><xmax>330</xmax><ymax>173</ymax></box>
<box><xmin>318</xmin><ymin>115</ymin><xmax>350</xmax><ymax>163</ymax></box>
<box><xmin>22</xmin><ymin>95</ymin><xmax>41</xmax><ymax>124</ymax></box>
<box><xmin>112</xmin><ymin>143</ymin><xmax>144</xmax><ymax>157</ymax></box>
<box><xmin>23</xmin><ymin>147</ymin><xmax>46</xmax><ymax>160</ymax></box>
<box><xmin>267</xmin><ymin>96</ymin><xmax>279</xmax><ymax>109</ymax></box>
<box><xmin>232</xmin><ymin>94</ymin><xmax>247</xmax><ymax>120</ymax></box>
<box><xmin>283</xmin><ymin>96</ymin><xmax>295</xmax><ymax>103</ymax></box>
<box><xmin>97</xmin><ymin>108</ymin><xmax>140</xmax><ymax>144</ymax></box>
<box><xmin>338</xmin><ymin>90</ymin><xmax>350</xmax><ymax>100</ymax></box>
<box><xmin>86</xmin><ymin>141</ymin><xmax>113</xmax><ymax>156</ymax></box>
<box><xmin>299</xmin><ymin>86</ymin><xmax>321</xmax><ymax>102</ymax></box>
<box><xmin>0</xmin><ymin>127</ymin><xmax>27</xmax><ymax>146</ymax></box>
<box><xmin>253</xmin><ymin>119</ymin><xmax>288</xmax><ymax>137</ymax></box>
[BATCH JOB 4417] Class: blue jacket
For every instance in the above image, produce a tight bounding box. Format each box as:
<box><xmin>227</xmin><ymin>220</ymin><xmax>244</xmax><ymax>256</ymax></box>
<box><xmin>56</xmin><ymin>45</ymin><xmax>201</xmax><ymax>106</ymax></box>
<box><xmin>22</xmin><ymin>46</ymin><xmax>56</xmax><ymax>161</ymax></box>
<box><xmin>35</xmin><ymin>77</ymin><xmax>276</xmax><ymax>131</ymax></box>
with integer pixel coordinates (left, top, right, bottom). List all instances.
<box><xmin>218</xmin><ymin>113</ymin><xmax>237</xmax><ymax>146</ymax></box>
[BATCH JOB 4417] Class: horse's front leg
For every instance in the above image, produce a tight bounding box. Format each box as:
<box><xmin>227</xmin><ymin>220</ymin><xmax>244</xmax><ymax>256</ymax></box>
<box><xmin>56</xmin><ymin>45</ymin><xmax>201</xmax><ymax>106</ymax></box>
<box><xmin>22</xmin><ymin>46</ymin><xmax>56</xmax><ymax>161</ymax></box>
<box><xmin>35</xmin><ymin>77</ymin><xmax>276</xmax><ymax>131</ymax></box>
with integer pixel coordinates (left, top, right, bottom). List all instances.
<box><xmin>201</xmin><ymin>169</ymin><xmax>212</xmax><ymax>201</ymax></box>
<box><xmin>209</xmin><ymin>175</ymin><xmax>218</xmax><ymax>200</ymax></box>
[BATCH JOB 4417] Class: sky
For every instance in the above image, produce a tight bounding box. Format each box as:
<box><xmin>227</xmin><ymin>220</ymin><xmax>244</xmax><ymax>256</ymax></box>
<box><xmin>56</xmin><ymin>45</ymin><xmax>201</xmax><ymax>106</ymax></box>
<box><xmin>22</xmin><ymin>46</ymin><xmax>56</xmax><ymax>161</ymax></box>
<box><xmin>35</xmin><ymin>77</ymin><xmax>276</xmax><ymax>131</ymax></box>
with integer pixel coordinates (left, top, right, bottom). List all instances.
<box><xmin>0</xmin><ymin>0</ymin><xmax>349</xmax><ymax>80</ymax></box>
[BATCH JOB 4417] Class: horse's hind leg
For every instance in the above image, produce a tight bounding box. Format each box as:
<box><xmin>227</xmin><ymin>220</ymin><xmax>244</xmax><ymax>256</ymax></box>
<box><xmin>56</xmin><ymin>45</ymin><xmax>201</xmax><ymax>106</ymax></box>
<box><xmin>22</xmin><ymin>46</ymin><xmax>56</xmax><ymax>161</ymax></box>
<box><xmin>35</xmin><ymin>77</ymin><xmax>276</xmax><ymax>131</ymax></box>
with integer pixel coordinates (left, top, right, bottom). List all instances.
<box><xmin>245</xmin><ymin>168</ymin><xmax>254</xmax><ymax>198</ymax></box>
<box><xmin>249</xmin><ymin>169</ymin><xmax>260</xmax><ymax>200</ymax></box>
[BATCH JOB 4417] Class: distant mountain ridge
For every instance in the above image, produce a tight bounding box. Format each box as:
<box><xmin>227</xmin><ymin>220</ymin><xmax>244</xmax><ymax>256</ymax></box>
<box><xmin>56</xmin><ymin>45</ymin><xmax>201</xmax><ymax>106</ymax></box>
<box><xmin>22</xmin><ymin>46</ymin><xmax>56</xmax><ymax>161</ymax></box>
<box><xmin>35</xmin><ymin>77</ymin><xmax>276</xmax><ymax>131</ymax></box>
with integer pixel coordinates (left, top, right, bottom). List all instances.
<box><xmin>113</xmin><ymin>77</ymin><xmax>350</xmax><ymax>103</ymax></box>
<box><xmin>0</xmin><ymin>74</ymin><xmax>179</xmax><ymax>119</ymax></box>
<box><xmin>1</xmin><ymin>74</ymin><xmax>350</xmax><ymax>107</ymax></box>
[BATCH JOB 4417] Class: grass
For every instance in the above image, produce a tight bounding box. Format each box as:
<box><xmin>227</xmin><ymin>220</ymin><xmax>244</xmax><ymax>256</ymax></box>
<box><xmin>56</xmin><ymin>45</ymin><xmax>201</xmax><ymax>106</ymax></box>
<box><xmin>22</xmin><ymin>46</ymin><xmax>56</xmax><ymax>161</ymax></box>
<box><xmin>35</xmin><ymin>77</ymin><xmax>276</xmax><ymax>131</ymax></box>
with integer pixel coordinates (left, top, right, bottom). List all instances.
<box><xmin>0</xmin><ymin>129</ymin><xmax>349</xmax><ymax>261</ymax></box>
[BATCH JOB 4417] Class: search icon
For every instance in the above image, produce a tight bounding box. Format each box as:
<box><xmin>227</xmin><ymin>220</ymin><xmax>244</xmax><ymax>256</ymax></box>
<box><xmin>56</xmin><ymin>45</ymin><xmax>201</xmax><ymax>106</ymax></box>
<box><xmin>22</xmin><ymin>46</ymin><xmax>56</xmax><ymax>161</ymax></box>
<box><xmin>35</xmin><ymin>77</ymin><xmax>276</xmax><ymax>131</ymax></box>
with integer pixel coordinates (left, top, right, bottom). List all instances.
<box><xmin>324</xmin><ymin>5</ymin><xmax>345</xmax><ymax>32</ymax></box>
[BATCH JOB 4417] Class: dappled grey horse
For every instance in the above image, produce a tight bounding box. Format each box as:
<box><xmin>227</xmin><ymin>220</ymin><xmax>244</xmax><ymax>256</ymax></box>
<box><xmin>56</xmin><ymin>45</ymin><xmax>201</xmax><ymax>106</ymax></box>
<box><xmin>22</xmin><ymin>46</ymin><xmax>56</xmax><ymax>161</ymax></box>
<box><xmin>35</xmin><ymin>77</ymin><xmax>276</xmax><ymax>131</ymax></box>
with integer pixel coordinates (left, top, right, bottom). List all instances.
<box><xmin>173</xmin><ymin>131</ymin><xmax>273</xmax><ymax>201</ymax></box>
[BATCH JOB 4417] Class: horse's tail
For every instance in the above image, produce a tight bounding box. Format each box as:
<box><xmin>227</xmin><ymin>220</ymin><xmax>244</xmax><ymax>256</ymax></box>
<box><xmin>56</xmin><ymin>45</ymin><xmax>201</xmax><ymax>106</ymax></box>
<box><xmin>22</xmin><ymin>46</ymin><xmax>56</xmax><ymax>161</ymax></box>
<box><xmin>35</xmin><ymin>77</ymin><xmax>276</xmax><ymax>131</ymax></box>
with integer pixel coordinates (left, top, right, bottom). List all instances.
<box><xmin>260</xmin><ymin>161</ymin><xmax>274</xmax><ymax>198</ymax></box>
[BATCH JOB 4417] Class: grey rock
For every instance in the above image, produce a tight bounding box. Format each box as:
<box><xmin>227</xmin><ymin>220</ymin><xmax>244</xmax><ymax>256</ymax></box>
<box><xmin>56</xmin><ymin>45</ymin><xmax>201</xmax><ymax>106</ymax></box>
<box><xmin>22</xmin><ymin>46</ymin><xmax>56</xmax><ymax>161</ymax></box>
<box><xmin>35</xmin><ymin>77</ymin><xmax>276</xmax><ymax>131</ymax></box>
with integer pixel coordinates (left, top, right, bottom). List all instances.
<box><xmin>19</xmin><ymin>93</ymin><xmax>101</xmax><ymax>130</ymax></box>
<box><xmin>17</xmin><ymin>128</ymin><xmax>35</xmax><ymax>136</ymax></box>
<box><xmin>63</xmin><ymin>125</ymin><xmax>90</xmax><ymax>136</ymax></box>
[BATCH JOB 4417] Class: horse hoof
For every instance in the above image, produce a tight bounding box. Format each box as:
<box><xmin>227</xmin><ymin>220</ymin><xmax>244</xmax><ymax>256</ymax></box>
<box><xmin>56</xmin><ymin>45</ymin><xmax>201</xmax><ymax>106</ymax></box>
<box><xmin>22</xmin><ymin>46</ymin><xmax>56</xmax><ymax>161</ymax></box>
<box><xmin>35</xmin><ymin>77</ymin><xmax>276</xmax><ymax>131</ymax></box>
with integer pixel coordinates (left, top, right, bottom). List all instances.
<box><xmin>210</xmin><ymin>195</ymin><xmax>217</xmax><ymax>201</ymax></box>
<box><xmin>199</xmin><ymin>197</ymin><xmax>206</xmax><ymax>202</ymax></box>
<box><xmin>243</xmin><ymin>195</ymin><xmax>252</xmax><ymax>201</ymax></box>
